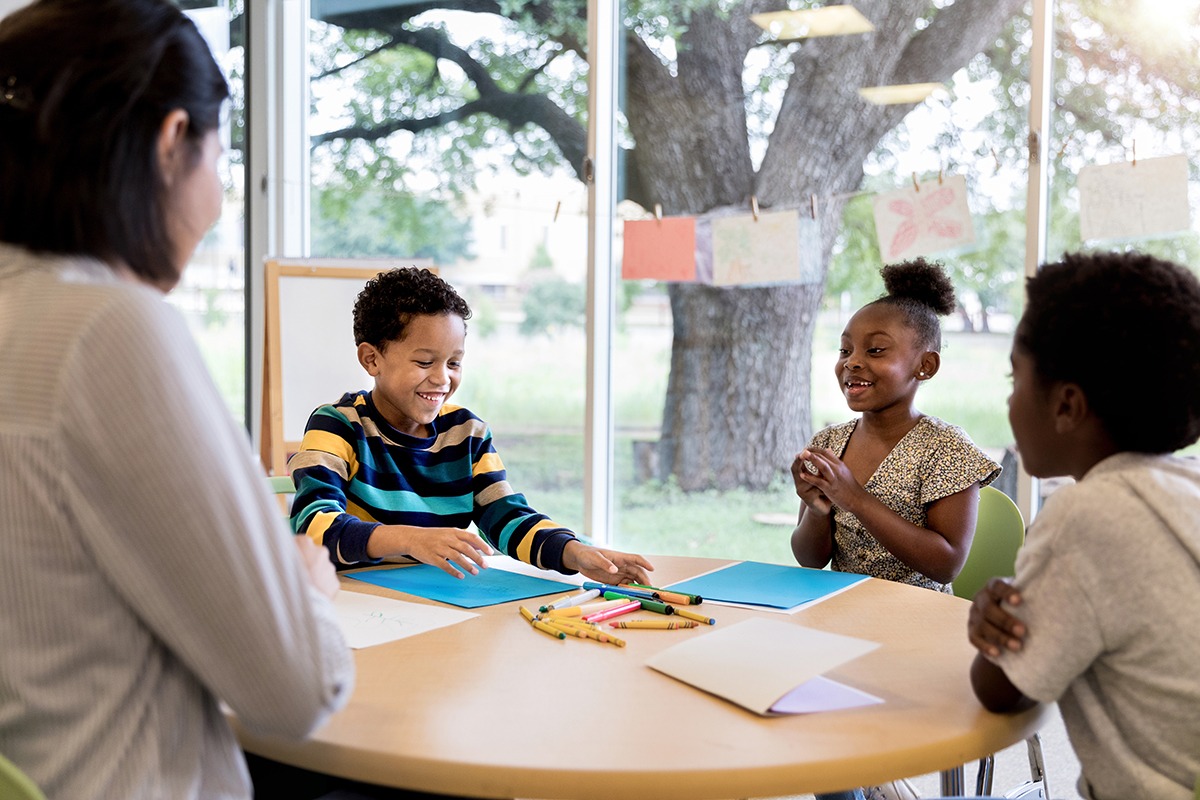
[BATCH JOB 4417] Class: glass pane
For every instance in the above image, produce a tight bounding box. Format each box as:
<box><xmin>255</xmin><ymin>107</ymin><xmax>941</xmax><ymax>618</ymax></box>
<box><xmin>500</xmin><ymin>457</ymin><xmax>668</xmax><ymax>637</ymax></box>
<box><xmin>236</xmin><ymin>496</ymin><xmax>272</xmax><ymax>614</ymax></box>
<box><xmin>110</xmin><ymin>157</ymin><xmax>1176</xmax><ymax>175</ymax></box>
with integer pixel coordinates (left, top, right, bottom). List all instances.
<box><xmin>612</xmin><ymin>1</ymin><xmax>1032</xmax><ymax>562</ymax></box>
<box><xmin>1047</xmin><ymin>0</ymin><xmax>1200</xmax><ymax>472</ymax></box>
<box><xmin>171</xmin><ymin>0</ymin><xmax>247</xmax><ymax>426</ymax></box>
<box><xmin>307</xmin><ymin>1</ymin><xmax>590</xmax><ymax>531</ymax></box>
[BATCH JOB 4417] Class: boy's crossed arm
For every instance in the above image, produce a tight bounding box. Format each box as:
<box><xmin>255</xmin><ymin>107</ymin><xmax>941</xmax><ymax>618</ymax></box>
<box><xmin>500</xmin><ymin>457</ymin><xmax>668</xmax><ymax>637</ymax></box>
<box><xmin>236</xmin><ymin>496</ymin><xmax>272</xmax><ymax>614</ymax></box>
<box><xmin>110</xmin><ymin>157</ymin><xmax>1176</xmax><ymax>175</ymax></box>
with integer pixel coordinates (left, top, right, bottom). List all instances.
<box><xmin>967</xmin><ymin>578</ymin><xmax>1037</xmax><ymax>713</ymax></box>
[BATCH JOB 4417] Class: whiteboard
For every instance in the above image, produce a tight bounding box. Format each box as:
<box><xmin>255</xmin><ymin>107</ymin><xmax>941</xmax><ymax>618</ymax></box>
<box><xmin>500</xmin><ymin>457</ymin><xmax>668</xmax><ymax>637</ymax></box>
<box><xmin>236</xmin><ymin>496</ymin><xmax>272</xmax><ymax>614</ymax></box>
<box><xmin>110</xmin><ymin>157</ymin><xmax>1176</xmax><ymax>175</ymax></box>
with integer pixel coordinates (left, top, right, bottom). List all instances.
<box><xmin>260</xmin><ymin>258</ymin><xmax>435</xmax><ymax>474</ymax></box>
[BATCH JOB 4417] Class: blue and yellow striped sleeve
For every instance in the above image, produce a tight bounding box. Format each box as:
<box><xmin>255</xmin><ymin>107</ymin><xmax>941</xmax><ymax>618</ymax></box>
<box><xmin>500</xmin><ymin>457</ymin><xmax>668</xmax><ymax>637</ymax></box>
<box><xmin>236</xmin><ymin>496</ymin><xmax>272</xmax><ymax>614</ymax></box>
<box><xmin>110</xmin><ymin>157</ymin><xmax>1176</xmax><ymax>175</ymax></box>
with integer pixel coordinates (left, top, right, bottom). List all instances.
<box><xmin>467</xmin><ymin>427</ymin><xmax>578</xmax><ymax>573</ymax></box>
<box><xmin>287</xmin><ymin>404</ymin><xmax>382</xmax><ymax>566</ymax></box>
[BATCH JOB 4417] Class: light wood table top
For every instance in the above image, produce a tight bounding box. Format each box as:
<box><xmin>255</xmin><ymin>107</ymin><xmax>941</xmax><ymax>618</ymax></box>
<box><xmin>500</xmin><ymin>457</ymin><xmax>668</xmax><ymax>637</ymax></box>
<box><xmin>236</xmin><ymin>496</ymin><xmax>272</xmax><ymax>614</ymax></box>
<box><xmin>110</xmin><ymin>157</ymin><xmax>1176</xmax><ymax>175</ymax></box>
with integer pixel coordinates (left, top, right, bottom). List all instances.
<box><xmin>234</xmin><ymin>555</ymin><xmax>1048</xmax><ymax>799</ymax></box>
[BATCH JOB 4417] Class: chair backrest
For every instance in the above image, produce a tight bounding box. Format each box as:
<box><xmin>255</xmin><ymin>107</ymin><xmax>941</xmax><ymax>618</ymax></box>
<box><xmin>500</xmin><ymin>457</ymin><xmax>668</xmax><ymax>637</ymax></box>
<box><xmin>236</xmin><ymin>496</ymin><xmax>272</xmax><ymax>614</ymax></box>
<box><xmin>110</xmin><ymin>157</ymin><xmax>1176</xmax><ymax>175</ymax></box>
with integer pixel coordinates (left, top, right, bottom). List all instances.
<box><xmin>0</xmin><ymin>753</ymin><xmax>46</xmax><ymax>800</ymax></box>
<box><xmin>268</xmin><ymin>474</ymin><xmax>296</xmax><ymax>494</ymax></box>
<box><xmin>952</xmin><ymin>485</ymin><xmax>1025</xmax><ymax>600</ymax></box>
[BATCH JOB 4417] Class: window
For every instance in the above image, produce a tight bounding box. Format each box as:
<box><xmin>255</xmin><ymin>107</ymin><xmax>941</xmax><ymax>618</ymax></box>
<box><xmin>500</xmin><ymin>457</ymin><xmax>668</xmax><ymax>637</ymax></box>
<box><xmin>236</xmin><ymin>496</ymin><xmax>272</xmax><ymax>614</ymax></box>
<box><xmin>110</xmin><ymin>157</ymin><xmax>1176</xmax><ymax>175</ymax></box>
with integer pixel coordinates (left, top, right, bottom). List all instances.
<box><xmin>173</xmin><ymin>0</ymin><xmax>247</xmax><ymax>425</ymax></box>
<box><xmin>306</xmin><ymin>0</ymin><xmax>592</xmax><ymax>530</ymax></box>
<box><xmin>610</xmin><ymin>2</ymin><xmax>1031</xmax><ymax>561</ymax></box>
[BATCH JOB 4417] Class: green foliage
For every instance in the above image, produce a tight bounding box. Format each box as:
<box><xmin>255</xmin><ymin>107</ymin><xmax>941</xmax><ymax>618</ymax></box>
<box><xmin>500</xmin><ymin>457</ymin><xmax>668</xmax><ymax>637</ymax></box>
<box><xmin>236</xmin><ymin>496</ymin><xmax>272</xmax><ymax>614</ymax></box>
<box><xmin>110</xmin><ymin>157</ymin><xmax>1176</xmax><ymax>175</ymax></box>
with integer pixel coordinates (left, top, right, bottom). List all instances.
<box><xmin>527</xmin><ymin>242</ymin><xmax>554</xmax><ymax>271</ymax></box>
<box><xmin>311</xmin><ymin>182</ymin><xmax>474</xmax><ymax>262</ymax></box>
<box><xmin>518</xmin><ymin>277</ymin><xmax>586</xmax><ymax>336</ymax></box>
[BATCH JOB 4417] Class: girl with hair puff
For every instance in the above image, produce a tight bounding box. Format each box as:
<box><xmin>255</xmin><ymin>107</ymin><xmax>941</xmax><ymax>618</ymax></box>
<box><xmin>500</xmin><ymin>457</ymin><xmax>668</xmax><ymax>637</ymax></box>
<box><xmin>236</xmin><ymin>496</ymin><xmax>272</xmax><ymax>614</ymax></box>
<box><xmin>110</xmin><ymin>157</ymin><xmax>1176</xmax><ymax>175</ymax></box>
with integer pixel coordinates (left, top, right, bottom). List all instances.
<box><xmin>791</xmin><ymin>258</ymin><xmax>1001</xmax><ymax>595</ymax></box>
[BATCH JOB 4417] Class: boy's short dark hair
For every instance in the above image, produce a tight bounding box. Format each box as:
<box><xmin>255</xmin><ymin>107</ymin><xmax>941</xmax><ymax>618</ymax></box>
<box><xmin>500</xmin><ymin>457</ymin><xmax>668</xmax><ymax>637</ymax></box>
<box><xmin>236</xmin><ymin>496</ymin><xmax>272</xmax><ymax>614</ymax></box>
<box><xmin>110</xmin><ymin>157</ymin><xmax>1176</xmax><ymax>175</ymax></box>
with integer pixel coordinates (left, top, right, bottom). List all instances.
<box><xmin>1018</xmin><ymin>250</ymin><xmax>1200</xmax><ymax>453</ymax></box>
<box><xmin>0</xmin><ymin>0</ymin><xmax>229</xmax><ymax>285</ymax></box>
<box><xmin>353</xmin><ymin>267</ymin><xmax>472</xmax><ymax>347</ymax></box>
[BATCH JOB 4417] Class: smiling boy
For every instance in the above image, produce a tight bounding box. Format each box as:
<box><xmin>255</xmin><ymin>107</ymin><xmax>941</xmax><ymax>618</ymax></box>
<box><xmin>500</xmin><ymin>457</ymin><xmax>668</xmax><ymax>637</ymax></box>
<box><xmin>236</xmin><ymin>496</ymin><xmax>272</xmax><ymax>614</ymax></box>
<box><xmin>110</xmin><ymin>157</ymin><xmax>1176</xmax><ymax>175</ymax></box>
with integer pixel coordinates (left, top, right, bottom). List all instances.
<box><xmin>288</xmin><ymin>267</ymin><xmax>653</xmax><ymax>584</ymax></box>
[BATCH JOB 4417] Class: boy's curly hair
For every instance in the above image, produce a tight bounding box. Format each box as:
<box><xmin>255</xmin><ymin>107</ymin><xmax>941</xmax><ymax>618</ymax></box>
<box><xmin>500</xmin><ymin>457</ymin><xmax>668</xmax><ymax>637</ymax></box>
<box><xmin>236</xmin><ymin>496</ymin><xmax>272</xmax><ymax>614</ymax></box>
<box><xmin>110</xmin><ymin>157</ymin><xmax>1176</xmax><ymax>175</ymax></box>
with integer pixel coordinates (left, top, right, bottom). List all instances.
<box><xmin>353</xmin><ymin>267</ymin><xmax>472</xmax><ymax>347</ymax></box>
<box><xmin>1018</xmin><ymin>251</ymin><xmax>1200</xmax><ymax>453</ymax></box>
<box><xmin>871</xmin><ymin>257</ymin><xmax>957</xmax><ymax>351</ymax></box>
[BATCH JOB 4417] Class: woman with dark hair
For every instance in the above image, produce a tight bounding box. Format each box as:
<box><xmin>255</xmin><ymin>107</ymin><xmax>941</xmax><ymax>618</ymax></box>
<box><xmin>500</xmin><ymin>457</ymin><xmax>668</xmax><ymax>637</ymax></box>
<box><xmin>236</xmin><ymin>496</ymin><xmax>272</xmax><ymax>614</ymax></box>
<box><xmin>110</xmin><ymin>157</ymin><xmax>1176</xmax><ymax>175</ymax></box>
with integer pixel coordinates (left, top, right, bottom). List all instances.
<box><xmin>0</xmin><ymin>2</ymin><xmax>354</xmax><ymax>798</ymax></box>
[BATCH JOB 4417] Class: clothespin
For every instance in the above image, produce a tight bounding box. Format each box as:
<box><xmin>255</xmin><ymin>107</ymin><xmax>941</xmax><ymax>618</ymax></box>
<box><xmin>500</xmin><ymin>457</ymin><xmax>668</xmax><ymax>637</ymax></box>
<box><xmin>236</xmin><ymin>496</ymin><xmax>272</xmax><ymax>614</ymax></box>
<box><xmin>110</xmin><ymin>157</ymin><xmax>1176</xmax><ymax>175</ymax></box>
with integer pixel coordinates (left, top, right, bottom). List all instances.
<box><xmin>990</xmin><ymin>147</ymin><xmax>1001</xmax><ymax>175</ymax></box>
<box><xmin>912</xmin><ymin>172</ymin><xmax>920</xmax><ymax>192</ymax></box>
<box><xmin>809</xmin><ymin>194</ymin><xmax>818</xmax><ymax>221</ymax></box>
<box><xmin>1055</xmin><ymin>133</ymin><xmax>1074</xmax><ymax>161</ymax></box>
<box><xmin>654</xmin><ymin>202</ymin><xmax>663</xmax><ymax>221</ymax></box>
<box><xmin>937</xmin><ymin>167</ymin><xmax>944</xmax><ymax>185</ymax></box>
<box><xmin>1131</xmin><ymin>139</ymin><xmax>1137</xmax><ymax>167</ymax></box>
<box><xmin>750</xmin><ymin>195</ymin><xmax>759</xmax><ymax>221</ymax></box>
<box><xmin>553</xmin><ymin>200</ymin><xmax>561</xmax><ymax>222</ymax></box>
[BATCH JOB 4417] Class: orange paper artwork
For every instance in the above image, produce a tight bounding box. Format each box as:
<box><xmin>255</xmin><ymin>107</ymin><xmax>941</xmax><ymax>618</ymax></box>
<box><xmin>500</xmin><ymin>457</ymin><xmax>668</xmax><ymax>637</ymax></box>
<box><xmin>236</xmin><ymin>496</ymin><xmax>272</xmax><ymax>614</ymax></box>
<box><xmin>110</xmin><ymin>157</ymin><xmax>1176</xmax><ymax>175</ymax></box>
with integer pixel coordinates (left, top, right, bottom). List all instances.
<box><xmin>621</xmin><ymin>217</ymin><xmax>697</xmax><ymax>282</ymax></box>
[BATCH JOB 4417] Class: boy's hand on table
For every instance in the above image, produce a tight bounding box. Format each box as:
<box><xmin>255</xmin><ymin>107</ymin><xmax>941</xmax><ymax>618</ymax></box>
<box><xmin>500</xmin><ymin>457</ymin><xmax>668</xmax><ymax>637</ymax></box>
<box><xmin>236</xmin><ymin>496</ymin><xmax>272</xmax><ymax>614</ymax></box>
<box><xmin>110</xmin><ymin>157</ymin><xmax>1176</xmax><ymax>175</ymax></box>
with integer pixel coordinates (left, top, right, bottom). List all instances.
<box><xmin>562</xmin><ymin>541</ymin><xmax>654</xmax><ymax>586</ymax></box>
<box><xmin>968</xmin><ymin>577</ymin><xmax>1027</xmax><ymax>658</ymax></box>
<box><xmin>295</xmin><ymin>535</ymin><xmax>340</xmax><ymax>600</ymax></box>
<box><xmin>376</xmin><ymin>525</ymin><xmax>494</xmax><ymax>579</ymax></box>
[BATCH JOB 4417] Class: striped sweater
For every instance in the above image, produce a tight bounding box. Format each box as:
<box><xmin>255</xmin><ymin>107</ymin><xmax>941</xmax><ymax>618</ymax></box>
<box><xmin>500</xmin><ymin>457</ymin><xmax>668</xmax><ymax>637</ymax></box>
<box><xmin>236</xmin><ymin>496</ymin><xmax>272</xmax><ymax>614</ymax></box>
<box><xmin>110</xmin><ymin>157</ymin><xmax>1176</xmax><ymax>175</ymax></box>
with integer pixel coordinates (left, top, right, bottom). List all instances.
<box><xmin>288</xmin><ymin>390</ymin><xmax>578</xmax><ymax>572</ymax></box>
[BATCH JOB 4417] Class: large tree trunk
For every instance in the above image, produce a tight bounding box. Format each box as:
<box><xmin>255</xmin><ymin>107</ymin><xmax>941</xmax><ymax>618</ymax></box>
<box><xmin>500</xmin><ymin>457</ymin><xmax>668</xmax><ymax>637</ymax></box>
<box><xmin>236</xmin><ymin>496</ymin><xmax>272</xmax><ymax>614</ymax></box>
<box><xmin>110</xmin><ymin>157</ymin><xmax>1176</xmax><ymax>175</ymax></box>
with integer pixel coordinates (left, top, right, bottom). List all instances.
<box><xmin>620</xmin><ymin>0</ymin><xmax>1025</xmax><ymax>490</ymax></box>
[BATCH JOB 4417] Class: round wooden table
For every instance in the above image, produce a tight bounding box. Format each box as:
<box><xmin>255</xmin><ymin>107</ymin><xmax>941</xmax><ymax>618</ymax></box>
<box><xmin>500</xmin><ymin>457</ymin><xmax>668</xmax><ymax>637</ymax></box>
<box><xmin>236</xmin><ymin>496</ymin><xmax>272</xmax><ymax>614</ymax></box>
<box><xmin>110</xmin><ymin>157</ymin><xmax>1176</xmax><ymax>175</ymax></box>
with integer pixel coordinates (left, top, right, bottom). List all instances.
<box><xmin>233</xmin><ymin>555</ymin><xmax>1048</xmax><ymax>799</ymax></box>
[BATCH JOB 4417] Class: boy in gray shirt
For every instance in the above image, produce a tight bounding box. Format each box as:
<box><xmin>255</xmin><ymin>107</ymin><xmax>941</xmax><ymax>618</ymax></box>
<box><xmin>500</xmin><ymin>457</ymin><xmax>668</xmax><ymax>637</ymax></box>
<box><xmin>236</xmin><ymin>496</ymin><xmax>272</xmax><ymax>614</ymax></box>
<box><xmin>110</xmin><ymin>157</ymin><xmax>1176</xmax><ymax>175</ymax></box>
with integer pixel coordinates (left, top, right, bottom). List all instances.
<box><xmin>968</xmin><ymin>251</ymin><xmax>1200</xmax><ymax>800</ymax></box>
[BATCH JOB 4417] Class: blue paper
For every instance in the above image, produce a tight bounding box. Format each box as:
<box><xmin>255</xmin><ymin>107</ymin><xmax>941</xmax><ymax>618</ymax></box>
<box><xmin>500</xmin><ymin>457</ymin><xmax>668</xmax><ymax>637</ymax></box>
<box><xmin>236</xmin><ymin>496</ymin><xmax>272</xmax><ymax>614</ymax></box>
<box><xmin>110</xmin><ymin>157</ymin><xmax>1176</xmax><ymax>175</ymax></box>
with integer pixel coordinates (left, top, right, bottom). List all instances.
<box><xmin>668</xmin><ymin>561</ymin><xmax>868</xmax><ymax>609</ymax></box>
<box><xmin>346</xmin><ymin>563</ymin><xmax>578</xmax><ymax>608</ymax></box>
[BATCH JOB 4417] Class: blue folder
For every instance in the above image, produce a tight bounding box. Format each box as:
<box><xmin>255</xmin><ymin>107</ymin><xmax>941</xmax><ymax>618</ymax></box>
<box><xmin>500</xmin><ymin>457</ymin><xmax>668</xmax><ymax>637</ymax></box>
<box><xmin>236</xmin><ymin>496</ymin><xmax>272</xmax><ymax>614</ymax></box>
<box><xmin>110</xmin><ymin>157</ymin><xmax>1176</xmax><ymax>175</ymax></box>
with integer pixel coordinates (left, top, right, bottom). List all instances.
<box><xmin>668</xmin><ymin>561</ymin><xmax>869</xmax><ymax>609</ymax></box>
<box><xmin>347</xmin><ymin>563</ymin><xmax>578</xmax><ymax>608</ymax></box>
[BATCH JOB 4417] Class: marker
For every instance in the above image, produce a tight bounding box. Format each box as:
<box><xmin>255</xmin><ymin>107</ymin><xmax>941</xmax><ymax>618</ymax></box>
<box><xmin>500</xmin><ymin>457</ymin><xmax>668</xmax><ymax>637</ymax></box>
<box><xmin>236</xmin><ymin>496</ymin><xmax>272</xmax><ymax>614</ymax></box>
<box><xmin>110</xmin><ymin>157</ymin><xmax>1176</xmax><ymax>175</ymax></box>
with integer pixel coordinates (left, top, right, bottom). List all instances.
<box><xmin>635</xmin><ymin>597</ymin><xmax>675</xmax><ymax>615</ymax></box>
<box><xmin>543</xmin><ymin>619</ymin><xmax>593</xmax><ymax>639</ymax></box>
<box><xmin>603</xmin><ymin>591</ymin><xmax>674</xmax><ymax>615</ymax></box>
<box><xmin>545</xmin><ymin>598</ymin><xmax>633</xmax><ymax>618</ymax></box>
<box><xmin>539</xmin><ymin>588</ymin><xmax>601</xmax><ymax>613</ymax></box>
<box><xmin>530</xmin><ymin>619</ymin><xmax>566</xmax><ymax>640</ymax></box>
<box><xmin>609</xmin><ymin>619</ymin><xmax>698</xmax><ymax>629</ymax></box>
<box><xmin>670</xmin><ymin>606</ymin><xmax>716</xmax><ymax>625</ymax></box>
<box><xmin>581</xmin><ymin>582</ymin><xmax>658</xmax><ymax>601</ymax></box>
<box><xmin>629</xmin><ymin>583</ymin><xmax>702</xmax><ymax>605</ymax></box>
<box><xmin>581</xmin><ymin>599</ymin><xmax>641</xmax><ymax>623</ymax></box>
<box><xmin>542</xmin><ymin>618</ymin><xmax>604</xmax><ymax>636</ymax></box>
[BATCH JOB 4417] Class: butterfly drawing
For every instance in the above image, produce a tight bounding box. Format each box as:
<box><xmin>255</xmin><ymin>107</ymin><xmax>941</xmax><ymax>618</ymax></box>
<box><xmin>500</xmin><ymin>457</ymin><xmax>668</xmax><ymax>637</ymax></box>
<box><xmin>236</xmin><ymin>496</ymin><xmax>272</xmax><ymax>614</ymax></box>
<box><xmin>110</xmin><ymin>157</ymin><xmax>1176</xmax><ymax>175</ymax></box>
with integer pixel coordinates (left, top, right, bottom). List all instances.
<box><xmin>886</xmin><ymin>185</ymin><xmax>964</xmax><ymax>259</ymax></box>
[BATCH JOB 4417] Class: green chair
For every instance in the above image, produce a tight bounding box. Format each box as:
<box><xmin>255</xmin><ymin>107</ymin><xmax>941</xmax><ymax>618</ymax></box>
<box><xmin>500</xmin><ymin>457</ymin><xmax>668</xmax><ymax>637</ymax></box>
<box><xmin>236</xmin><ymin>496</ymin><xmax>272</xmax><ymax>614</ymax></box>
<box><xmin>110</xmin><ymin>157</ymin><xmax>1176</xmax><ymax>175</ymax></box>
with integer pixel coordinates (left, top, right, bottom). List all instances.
<box><xmin>941</xmin><ymin>486</ymin><xmax>1047</xmax><ymax>799</ymax></box>
<box><xmin>953</xmin><ymin>485</ymin><xmax>1025</xmax><ymax>601</ymax></box>
<box><xmin>268</xmin><ymin>474</ymin><xmax>296</xmax><ymax>494</ymax></box>
<box><xmin>0</xmin><ymin>753</ymin><xmax>46</xmax><ymax>800</ymax></box>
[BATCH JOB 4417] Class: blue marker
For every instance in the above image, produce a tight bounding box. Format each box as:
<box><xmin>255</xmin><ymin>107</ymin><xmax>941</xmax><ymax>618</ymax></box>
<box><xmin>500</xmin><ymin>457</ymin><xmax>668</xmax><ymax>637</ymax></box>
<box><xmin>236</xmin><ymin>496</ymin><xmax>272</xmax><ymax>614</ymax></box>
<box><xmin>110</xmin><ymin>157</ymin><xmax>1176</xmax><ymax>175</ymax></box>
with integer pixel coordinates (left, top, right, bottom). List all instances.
<box><xmin>581</xmin><ymin>582</ymin><xmax>658</xmax><ymax>601</ymax></box>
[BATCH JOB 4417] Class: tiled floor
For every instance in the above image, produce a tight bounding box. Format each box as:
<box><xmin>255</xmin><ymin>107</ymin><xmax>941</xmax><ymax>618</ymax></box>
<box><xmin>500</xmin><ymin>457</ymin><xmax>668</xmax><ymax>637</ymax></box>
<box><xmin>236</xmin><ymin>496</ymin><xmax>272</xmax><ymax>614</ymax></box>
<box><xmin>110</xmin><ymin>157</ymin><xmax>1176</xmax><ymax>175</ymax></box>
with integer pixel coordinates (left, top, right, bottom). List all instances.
<box><xmin>769</xmin><ymin>703</ymin><xmax>1083</xmax><ymax>800</ymax></box>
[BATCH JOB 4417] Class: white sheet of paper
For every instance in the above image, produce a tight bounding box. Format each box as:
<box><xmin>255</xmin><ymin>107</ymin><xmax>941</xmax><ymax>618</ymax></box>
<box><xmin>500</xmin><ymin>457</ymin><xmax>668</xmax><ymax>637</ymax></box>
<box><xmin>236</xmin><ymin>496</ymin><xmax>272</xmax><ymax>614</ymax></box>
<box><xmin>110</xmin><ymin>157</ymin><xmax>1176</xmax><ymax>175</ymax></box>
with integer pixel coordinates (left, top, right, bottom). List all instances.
<box><xmin>1078</xmin><ymin>154</ymin><xmax>1191</xmax><ymax>242</ymax></box>
<box><xmin>872</xmin><ymin>174</ymin><xmax>975</xmax><ymax>263</ymax></box>
<box><xmin>645</xmin><ymin>618</ymin><xmax>880</xmax><ymax>716</ymax></box>
<box><xmin>770</xmin><ymin>675</ymin><xmax>884</xmax><ymax>714</ymax></box>
<box><xmin>479</xmin><ymin>554</ymin><xmax>587</xmax><ymax>584</ymax></box>
<box><xmin>333</xmin><ymin>590</ymin><xmax>477</xmax><ymax>649</ymax></box>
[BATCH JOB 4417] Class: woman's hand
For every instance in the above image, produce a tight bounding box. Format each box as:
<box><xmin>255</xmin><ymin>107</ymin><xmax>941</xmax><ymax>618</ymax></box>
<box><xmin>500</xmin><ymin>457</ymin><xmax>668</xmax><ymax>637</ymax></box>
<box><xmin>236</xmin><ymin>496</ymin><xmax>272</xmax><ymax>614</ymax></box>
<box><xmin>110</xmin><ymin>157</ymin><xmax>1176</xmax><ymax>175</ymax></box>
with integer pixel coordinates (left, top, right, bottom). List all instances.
<box><xmin>968</xmin><ymin>577</ymin><xmax>1027</xmax><ymax>658</ymax></box>
<box><xmin>562</xmin><ymin>541</ymin><xmax>654</xmax><ymax>586</ymax></box>
<box><xmin>294</xmin><ymin>535</ymin><xmax>340</xmax><ymax>600</ymax></box>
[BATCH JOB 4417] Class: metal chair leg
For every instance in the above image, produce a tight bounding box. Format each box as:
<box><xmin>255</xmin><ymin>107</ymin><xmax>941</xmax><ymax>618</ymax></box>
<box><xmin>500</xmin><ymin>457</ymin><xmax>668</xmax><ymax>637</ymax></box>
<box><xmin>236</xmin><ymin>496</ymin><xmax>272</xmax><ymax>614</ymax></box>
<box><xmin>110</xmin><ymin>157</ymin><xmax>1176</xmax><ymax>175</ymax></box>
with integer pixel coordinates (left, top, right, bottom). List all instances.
<box><xmin>1026</xmin><ymin>733</ymin><xmax>1047</xmax><ymax>796</ymax></box>
<box><xmin>975</xmin><ymin>754</ymin><xmax>995</xmax><ymax>796</ymax></box>
<box><xmin>939</xmin><ymin>764</ymin><xmax>965</xmax><ymax>796</ymax></box>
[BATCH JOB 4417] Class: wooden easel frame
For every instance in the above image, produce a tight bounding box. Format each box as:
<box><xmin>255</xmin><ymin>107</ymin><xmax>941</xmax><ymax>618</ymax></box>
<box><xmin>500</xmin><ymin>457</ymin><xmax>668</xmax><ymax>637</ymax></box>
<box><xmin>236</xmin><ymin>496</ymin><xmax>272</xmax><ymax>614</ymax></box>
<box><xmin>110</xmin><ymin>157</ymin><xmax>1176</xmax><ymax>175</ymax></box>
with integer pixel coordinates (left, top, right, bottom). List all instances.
<box><xmin>259</xmin><ymin>257</ymin><xmax>434</xmax><ymax>475</ymax></box>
